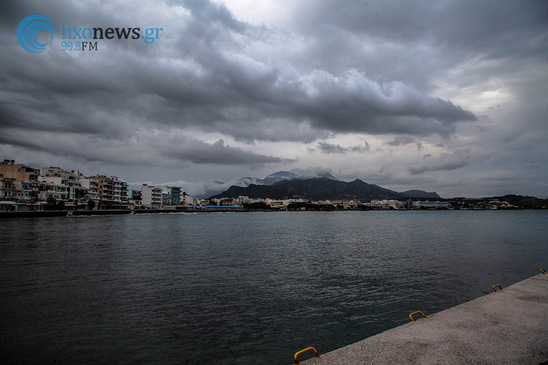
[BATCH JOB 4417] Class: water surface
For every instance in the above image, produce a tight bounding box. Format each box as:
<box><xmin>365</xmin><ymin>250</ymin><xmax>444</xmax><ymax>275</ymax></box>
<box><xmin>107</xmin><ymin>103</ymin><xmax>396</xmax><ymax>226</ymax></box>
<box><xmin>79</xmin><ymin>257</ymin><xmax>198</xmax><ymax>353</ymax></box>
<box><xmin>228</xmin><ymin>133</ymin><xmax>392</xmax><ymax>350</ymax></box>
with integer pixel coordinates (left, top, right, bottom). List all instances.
<box><xmin>1</xmin><ymin>210</ymin><xmax>547</xmax><ymax>364</ymax></box>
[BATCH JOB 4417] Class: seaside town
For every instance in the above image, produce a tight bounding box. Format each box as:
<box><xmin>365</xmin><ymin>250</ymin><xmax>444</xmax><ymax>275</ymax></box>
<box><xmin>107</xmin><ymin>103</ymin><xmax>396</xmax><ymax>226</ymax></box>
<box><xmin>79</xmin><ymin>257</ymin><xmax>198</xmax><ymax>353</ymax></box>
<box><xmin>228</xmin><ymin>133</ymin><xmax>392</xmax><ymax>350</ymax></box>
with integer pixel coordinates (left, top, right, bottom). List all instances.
<box><xmin>0</xmin><ymin>159</ymin><xmax>545</xmax><ymax>213</ymax></box>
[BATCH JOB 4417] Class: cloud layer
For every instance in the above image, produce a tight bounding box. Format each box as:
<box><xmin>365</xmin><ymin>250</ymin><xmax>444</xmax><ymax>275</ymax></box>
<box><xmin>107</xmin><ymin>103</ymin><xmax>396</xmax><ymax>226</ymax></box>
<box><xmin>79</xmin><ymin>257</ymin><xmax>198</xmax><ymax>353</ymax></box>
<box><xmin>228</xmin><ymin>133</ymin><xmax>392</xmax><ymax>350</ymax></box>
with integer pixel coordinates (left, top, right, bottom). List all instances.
<box><xmin>1</xmin><ymin>0</ymin><xmax>547</xmax><ymax>197</ymax></box>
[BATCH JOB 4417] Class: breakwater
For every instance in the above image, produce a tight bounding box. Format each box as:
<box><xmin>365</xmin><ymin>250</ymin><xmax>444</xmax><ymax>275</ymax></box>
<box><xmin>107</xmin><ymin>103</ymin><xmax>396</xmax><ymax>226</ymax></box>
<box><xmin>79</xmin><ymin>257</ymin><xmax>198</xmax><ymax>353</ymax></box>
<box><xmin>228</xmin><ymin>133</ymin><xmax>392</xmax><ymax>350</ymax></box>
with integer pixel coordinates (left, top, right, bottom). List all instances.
<box><xmin>301</xmin><ymin>273</ymin><xmax>548</xmax><ymax>364</ymax></box>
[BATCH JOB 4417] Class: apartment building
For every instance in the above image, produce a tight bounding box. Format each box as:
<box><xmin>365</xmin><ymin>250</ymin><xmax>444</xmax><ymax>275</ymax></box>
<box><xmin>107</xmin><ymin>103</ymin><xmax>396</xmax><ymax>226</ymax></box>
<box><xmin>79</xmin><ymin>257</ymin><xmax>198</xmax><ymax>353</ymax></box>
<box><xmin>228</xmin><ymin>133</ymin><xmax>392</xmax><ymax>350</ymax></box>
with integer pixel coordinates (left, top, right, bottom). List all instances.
<box><xmin>182</xmin><ymin>192</ymin><xmax>195</xmax><ymax>206</ymax></box>
<box><xmin>0</xmin><ymin>160</ymin><xmax>41</xmax><ymax>202</ymax></box>
<box><xmin>0</xmin><ymin>160</ymin><xmax>40</xmax><ymax>183</ymax></box>
<box><xmin>159</xmin><ymin>186</ymin><xmax>182</xmax><ymax>206</ymax></box>
<box><xmin>141</xmin><ymin>184</ymin><xmax>163</xmax><ymax>209</ymax></box>
<box><xmin>89</xmin><ymin>175</ymin><xmax>126</xmax><ymax>208</ymax></box>
<box><xmin>40</xmin><ymin>167</ymin><xmax>82</xmax><ymax>203</ymax></box>
<box><xmin>0</xmin><ymin>177</ymin><xmax>15</xmax><ymax>200</ymax></box>
<box><xmin>79</xmin><ymin>178</ymin><xmax>99</xmax><ymax>202</ymax></box>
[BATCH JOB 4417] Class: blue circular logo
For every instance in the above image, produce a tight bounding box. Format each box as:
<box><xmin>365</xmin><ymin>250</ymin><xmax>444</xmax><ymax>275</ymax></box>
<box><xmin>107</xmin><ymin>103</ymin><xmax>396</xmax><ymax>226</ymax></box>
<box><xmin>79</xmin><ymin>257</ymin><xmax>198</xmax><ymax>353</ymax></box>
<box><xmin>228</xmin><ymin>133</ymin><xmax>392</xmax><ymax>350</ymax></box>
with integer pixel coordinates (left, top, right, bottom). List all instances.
<box><xmin>17</xmin><ymin>14</ymin><xmax>55</xmax><ymax>53</ymax></box>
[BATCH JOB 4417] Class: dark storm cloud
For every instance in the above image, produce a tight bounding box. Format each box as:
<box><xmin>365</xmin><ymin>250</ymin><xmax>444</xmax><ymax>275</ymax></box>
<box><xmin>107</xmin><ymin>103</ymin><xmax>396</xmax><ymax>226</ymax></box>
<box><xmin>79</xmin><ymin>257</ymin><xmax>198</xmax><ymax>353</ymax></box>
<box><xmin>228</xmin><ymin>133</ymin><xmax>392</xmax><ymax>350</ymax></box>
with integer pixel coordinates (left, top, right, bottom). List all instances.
<box><xmin>0</xmin><ymin>128</ymin><xmax>290</xmax><ymax>167</ymax></box>
<box><xmin>0</xmin><ymin>0</ymin><xmax>479</xmax><ymax>165</ymax></box>
<box><xmin>293</xmin><ymin>0</ymin><xmax>548</xmax><ymax>60</ymax></box>
<box><xmin>159</xmin><ymin>138</ymin><xmax>294</xmax><ymax>165</ymax></box>
<box><xmin>2</xmin><ymin>0</ymin><xmax>547</xmax><ymax>197</ymax></box>
<box><xmin>409</xmin><ymin>149</ymin><xmax>471</xmax><ymax>175</ymax></box>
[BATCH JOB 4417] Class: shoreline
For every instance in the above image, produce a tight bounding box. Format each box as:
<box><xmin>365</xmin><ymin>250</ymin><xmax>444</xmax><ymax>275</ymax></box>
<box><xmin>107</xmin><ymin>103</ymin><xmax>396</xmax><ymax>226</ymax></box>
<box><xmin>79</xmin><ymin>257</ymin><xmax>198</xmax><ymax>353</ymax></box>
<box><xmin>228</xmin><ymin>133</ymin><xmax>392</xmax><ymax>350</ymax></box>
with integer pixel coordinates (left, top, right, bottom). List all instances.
<box><xmin>0</xmin><ymin>207</ymin><xmax>545</xmax><ymax>219</ymax></box>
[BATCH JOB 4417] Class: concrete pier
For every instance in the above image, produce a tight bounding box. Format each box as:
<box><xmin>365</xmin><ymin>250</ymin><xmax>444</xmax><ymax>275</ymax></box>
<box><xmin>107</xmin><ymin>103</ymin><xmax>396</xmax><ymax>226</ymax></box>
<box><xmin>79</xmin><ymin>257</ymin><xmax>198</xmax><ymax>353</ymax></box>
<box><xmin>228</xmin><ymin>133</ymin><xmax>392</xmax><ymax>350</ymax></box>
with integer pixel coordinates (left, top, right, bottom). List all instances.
<box><xmin>303</xmin><ymin>273</ymin><xmax>548</xmax><ymax>364</ymax></box>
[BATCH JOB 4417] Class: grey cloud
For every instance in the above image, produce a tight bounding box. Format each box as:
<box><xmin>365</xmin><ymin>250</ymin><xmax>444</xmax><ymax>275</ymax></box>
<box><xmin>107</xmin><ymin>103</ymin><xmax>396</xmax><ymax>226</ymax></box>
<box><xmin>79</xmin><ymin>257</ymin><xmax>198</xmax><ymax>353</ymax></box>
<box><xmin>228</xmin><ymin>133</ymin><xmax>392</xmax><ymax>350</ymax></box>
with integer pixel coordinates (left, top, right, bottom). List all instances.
<box><xmin>292</xmin><ymin>70</ymin><xmax>476</xmax><ymax>136</ymax></box>
<box><xmin>314</xmin><ymin>141</ymin><xmax>370</xmax><ymax>154</ymax></box>
<box><xmin>181</xmin><ymin>0</ymin><xmax>247</xmax><ymax>34</ymax></box>
<box><xmin>409</xmin><ymin>150</ymin><xmax>471</xmax><ymax>175</ymax></box>
<box><xmin>290</xmin><ymin>166</ymin><xmax>336</xmax><ymax>178</ymax></box>
<box><xmin>386</xmin><ymin>136</ymin><xmax>416</xmax><ymax>146</ymax></box>
<box><xmin>0</xmin><ymin>128</ymin><xmax>290</xmax><ymax>167</ymax></box>
<box><xmin>159</xmin><ymin>138</ymin><xmax>295</xmax><ymax>165</ymax></box>
<box><xmin>294</xmin><ymin>0</ymin><xmax>548</xmax><ymax>57</ymax></box>
<box><xmin>1</xmin><ymin>0</ymin><xmax>477</xmax><ymax>152</ymax></box>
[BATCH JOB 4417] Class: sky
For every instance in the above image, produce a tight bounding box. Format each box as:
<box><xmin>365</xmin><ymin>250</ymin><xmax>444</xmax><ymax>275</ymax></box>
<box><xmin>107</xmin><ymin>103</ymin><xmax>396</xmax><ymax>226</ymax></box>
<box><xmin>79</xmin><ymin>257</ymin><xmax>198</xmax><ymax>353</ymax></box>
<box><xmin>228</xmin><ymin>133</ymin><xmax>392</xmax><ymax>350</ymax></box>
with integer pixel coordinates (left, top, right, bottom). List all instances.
<box><xmin>1</xmin><ymin>0</ymin><xmax>547</xmax><ymax>198</ymax></box>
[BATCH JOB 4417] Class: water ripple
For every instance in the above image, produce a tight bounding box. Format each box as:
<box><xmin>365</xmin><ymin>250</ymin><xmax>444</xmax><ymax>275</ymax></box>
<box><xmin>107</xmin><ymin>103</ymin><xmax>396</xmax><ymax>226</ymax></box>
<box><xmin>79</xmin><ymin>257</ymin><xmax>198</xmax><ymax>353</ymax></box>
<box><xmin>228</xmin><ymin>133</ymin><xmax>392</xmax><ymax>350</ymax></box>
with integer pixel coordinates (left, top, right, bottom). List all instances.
<box><xmin>1</xmin><ymin>211</ymin><xmax>547</xmax><ymax>364</ymax></box>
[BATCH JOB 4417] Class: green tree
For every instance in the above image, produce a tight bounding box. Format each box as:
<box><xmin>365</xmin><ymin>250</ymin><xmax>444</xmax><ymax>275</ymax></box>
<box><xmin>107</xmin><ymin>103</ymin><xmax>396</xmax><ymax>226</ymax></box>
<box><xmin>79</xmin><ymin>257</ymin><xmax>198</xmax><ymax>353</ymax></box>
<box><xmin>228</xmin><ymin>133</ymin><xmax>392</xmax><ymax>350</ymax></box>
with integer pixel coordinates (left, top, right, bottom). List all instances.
<box><xmin>87</xmin><ymin>199</ymin><xmax>95</xmax><ymax>210</ymax></box>
<box><xmin>46</xmin><ymin>196</ymin><xmax>57</xmax><ymax>206</ymax></box>
<box><xmin>75</xmin><ymin>188</ymin><xmax>86</xmax><ymax>200</ymax></box>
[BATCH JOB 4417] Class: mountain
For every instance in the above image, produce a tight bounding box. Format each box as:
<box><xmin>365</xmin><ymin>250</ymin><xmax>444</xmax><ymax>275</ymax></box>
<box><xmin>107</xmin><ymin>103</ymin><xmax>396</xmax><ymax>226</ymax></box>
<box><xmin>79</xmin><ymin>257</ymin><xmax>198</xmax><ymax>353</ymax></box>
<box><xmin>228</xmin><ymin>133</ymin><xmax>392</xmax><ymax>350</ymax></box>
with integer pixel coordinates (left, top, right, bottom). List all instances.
<box><xmin>401</xmin><ymin>190</ymin><xmax>441</xmax><ymax>199</ymax></box>
<box><xmin>262</xmin><ymin>171</ymin><xmax>298</xmax><ymax>185</ymax></box>
<box><xmin>203</xmin><ymin>171</ymin><xmax>440</xmax><ymax>200</ymax></box>
<box><xmin>201</xmin><ymin>170</ymin><xmax>316</xmax><ymax>198</ymax></box>
<box><xmin>210</xmin><ymin>177</ymin><xmax>435</xmax><ymax>201</ymax></box>
<box><xmin>201</xmin><ymin>176</ymin><xmax>264</xmax><ymax>198</ymax></box>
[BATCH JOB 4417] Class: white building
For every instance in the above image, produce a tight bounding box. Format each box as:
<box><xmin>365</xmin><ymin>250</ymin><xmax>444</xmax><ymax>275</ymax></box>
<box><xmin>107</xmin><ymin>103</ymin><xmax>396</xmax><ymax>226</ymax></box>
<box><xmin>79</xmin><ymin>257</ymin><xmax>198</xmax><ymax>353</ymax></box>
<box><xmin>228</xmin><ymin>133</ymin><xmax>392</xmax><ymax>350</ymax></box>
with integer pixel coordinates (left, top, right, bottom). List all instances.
<box><xmin>182</xmin><ymin>192</ymin><xmax>195</xmax><ymax>206</ymax></box>
<box><xmin>40</xmin><ymin>167</ymin><xmax>81</xmax><ymax>202</ymax></box>
<box><xmin>79</xmin><ymin>178</ymin><xmax>99</xmax><ymax>202</ymax></box>
<box><xmin>141</xmin><ymin>184</ymin><xmax>163</xmax><ymax>209</ymax></box>
<box><xmin>412</xmin><ymin>201</ymin><xmax>449</xmax><ymax>209</ymax></box>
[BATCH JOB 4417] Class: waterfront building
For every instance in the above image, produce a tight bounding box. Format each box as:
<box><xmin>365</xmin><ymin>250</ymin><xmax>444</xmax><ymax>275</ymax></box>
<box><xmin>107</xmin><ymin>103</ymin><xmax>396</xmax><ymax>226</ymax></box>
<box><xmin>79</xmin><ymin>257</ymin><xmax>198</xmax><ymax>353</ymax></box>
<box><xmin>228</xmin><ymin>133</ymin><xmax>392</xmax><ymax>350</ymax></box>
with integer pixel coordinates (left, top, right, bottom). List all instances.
<box><xmin>13</xmin><ymin>180</ymin><xmax>34</xmax><ymax>202</ymax></box>
<box><xmin>220</xmin><ymin>198</ymin><xmax>240</xmax><ymax>206</ymax></box>
<box><xmin>40</xmin><ymin>168</ymin><xmax>81</xmax><ymax>203</ymax></box>
<box><xmin>265</xmin><ymin>198</ymin><xmax>285</xmax><ymax>209</ymax></box>
<box><xmin>370</xmin><ymin>200</ymin><xmax>403</xmax><ymax>209</ymax></box>
<box><xmin>141</xmin><ymin>184</ymin><xmax>163</xmax><ymax>209</ymax></box>
<box><xmin>0</xmin><ymin>176</ymin><xmax>15</xmax><ymax>200</ymax></box>
<box><xmin>160</xmin><ymin>186</ymin><xmax>182</xmax><ymax>206</ymax></box>
<box><xmin>0</xmin><ymin>160</ymin><xmax>40</xmax><ymax>183</ymax></box>
<box><xmin>126</xmin><ymin>190</ymin><xmax>142</xmax><ymax>209</ymax></box>
<box><xmin>90</xmin><ymin>175</ymin><xmax>127</xmax><ymax>209</ymax></box>
<box><xmin>182</xmin><ymin>192</ymin><xmax>195</xmax><ymax>206</ymax></box>
<box><xmin>121</xmin><ymin>181</ymin><xmax>129</xmax><ymax>203</ymax></box>
<box><xmin>0</xmin><ymin>160</ymin><xmax>41</xmax><ymax>204</ymax></box>
<box><xmin>412</xmin><ymin>200</ymin><xmax>449</xmax><ymax>209</ymax></box>
<box><xmin>38</xmin><ymin>180</ymin><xmax>69</xmax><ymax>201</ymax></box>
<box><xmin>0</xmin><ymin>176</ymin><xmax>16</xmax><ymax>211</ymax></box>
<box><xmin>79</xmin><ymin>178</ymin><xmax>99</xmax><ymax>203</ymax></box>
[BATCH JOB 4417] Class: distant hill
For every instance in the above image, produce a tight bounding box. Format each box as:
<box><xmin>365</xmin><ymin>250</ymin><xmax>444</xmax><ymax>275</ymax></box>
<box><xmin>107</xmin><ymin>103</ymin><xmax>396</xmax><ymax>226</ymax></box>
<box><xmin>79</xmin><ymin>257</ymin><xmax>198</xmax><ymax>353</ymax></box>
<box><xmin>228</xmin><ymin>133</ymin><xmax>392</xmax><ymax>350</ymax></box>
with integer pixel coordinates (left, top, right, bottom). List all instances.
<box><xmin>201</xmin><ymin>170</ymin><xmax>323</xmax><ymax>198</ymax></box>
<box><xmin>401</xmin><ymin>190</ymin><xmax>441</xmax><ymax>199</ymax></box>
<box><xmin>210</xmin><ymin>177</ymin><xmax>440</xmax><ymax>201</ymax></box>
<box><xmin>262</xmin><ymin>171</ymin><xmax>298</xmax><ymax>185</ymax></box>
<box><xmin>201</xmin><ymin>176</ymin><xmax>264</xmax><ymax>198</ymax></box>
<box><xmin>489</xmin><ymin>195</ymin><xmax>548</xmax><ymax>208</ymax></box>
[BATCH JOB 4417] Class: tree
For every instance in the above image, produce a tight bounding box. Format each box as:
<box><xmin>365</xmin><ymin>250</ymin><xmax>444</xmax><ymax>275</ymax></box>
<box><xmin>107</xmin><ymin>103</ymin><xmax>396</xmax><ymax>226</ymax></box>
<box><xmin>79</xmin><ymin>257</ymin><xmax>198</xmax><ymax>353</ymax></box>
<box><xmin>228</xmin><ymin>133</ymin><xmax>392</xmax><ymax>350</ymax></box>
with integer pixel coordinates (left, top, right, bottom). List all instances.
<box><xmin>87</xmin><ymin>199</ymin><xmax>95</xmax><ymax>210</ymax></box>
<box><xmin>75</xmin><ymin>188</ymin><xmax>86</xmax><ymax>200</ymax></box>
<box><xmin>46</xmin><ymin>196</ymin><xmax>57</xmax><ymax>206</ymax></box>
<box><xmin>56</xmin><ymin>201</ymin><xmax>65</xmax><ymax>210</ymax></box>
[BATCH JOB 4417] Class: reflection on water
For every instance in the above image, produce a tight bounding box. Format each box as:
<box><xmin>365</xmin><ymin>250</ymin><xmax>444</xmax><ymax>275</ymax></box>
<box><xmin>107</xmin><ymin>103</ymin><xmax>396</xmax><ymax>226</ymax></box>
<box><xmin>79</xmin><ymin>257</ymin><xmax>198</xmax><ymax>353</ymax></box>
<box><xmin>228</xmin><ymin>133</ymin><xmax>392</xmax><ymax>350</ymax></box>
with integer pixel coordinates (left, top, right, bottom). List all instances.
<box><xmin>1</xmin><ymin>210</ymin><xmax>547</xmax><ymax>364</ymax></box>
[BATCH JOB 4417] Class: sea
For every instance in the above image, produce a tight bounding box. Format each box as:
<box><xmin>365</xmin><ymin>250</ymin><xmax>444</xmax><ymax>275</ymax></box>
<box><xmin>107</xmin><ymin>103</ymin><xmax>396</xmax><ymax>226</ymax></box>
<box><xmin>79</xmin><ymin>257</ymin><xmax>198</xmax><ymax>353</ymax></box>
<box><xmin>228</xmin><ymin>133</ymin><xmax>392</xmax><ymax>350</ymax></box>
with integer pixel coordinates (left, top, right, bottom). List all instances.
<box><xmin>1</xmin><ymin>210</ymin><xmax>547</xmax><ymax>364</ymax></box>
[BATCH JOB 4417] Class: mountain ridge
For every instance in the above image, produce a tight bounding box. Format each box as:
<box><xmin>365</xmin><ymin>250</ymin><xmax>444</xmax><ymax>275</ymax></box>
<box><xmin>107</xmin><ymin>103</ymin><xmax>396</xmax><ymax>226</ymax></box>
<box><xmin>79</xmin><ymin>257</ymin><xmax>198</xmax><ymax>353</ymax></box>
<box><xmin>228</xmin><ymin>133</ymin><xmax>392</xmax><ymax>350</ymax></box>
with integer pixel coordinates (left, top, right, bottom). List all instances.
<box><xmin>209</xmin><ymin>177</ymin><xmax>441</xmax><ymax>201</ymax></box>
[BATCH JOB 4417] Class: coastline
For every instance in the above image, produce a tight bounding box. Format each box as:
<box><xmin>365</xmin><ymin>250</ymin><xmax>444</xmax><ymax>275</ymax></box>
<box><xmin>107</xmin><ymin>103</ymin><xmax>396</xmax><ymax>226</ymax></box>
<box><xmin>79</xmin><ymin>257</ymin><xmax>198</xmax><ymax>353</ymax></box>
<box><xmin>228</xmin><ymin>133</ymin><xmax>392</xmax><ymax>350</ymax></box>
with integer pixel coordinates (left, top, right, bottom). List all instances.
<box><xmin>1</xmin><ymin>206</ymin><xmax>545</xmax><ymax>219</ymax></box>
<box><xmin>0</xmin><ymin>208</ymin><xmax>230</xmax><ymax>219</ymax></box>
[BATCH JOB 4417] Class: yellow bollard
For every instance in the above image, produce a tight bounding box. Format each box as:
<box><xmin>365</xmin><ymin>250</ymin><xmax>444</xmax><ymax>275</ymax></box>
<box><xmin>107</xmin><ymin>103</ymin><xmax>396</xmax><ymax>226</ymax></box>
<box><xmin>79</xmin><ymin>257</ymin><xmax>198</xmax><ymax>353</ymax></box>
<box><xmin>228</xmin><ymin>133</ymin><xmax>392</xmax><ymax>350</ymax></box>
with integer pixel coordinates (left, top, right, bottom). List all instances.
<box><xmin>294</xmin><ymin>347</ymin><xmax>322</xmax><ymax>364</ymax></box>
<box><xmin>409</xmin><ymin>311</ymin><xmax>428</xmax><ymax>322</ymax></box>
<box><xmin>492</xmin><ymin>284</ymin><xmax>503</xmax><ymax>292</ymax></box>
